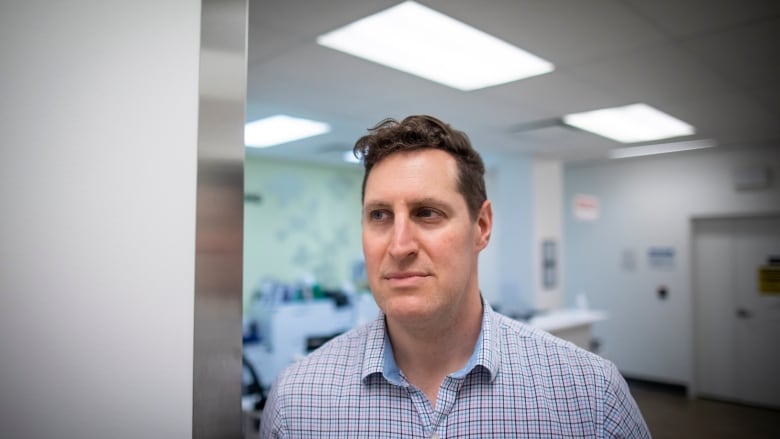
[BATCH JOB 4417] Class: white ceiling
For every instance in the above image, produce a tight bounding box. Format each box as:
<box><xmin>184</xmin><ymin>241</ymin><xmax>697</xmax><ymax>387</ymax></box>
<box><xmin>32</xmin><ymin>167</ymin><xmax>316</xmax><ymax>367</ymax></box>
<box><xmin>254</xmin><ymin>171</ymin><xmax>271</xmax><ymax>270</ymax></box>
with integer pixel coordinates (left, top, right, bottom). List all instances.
<box><xmin>246</xmin><ymin>0</ymin><xmax>780</xmax><ymax>167</ymax></box>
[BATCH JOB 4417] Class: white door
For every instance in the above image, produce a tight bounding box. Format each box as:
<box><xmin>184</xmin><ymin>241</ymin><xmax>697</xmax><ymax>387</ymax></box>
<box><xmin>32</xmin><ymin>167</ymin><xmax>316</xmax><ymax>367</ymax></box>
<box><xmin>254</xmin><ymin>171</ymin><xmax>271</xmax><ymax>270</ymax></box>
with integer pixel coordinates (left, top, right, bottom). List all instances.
<box><xmin>693</xmin><ymin>216</ymin><xmax>780</xmax><ymax>408</ymax></box>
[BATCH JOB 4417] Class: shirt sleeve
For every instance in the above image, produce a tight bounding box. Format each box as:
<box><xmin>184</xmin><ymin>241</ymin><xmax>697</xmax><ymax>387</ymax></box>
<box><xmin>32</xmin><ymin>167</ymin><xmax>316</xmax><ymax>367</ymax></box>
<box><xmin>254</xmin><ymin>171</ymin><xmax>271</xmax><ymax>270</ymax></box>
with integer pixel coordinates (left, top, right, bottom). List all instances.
<box><xmin>259</xmin><ymin>379</ymin><xmax>286</xmax><ymax>439</ymax></box>
<box><xmin>602</xmin><ymin>362</ymin><xmax>652</xmax><ymax>439</ymax></box>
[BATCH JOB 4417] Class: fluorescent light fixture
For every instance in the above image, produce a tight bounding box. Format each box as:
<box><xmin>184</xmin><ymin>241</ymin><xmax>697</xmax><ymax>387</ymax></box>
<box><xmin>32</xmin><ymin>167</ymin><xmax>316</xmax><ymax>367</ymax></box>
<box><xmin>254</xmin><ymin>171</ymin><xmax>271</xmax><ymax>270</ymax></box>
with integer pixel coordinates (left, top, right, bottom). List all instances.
<box><xmin>564</xmin><ymin>103</ymin><xmax>695</xmax><ymax>143</ymax></box>
<box><xmin>245</xmin><ymin>115</ymin><xmax>330</xmax><ymax>148</ymax></box>
<box><xmin>342</xmin><ymin>150</ymin><xmax>361</xmax><ymax>164</ymax></box>
<box><xmin>608</xmin><ymin>139</ymin><xmax>716</xmax><ymax>159</ymax></box>
<box><xmin>316</xmin><ymin>1</ymin><xmax>554</xmax><ymax>91</ymax></box>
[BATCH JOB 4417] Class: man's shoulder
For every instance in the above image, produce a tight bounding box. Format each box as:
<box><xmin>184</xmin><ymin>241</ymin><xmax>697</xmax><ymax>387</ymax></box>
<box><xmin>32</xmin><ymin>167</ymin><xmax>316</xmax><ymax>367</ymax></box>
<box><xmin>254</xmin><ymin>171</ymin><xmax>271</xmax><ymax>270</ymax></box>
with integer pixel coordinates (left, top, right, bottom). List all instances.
<box><xmin>486</xmin><ymin>311</ymin><xmax>650</xmax><ymax>438</ymax></box>
<box><xmin>274</xmin><ymin>320</ymin><xmax>374</xmax><ymax>389</ymax></box>
<box><xmin>261</xmin><ymin>319</ymin><xmax>383</xmax><ymax>436</ymax></box>
<box><xmin>491</xmin><ymin>311</ymin><xmax>614</xmax><ymax>376</ymax></box>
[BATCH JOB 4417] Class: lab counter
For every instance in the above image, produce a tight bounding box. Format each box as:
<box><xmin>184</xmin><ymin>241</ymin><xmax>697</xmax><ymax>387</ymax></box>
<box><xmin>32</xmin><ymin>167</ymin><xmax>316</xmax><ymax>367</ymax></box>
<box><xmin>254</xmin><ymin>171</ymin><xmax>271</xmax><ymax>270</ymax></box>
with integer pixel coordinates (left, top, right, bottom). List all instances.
<box><xmin>526</xmin><ymin>308</ymin><xmax>608</xmax><ymax>351</ymax></box>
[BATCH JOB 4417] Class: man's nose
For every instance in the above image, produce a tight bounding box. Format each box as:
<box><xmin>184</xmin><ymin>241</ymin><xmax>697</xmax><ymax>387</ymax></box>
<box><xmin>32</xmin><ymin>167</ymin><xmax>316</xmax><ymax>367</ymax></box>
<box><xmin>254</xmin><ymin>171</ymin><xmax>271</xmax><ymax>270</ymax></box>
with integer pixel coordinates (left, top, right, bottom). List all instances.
<box><xmin>388</xmin><ymin>217</ymin><xmax>418</xmax><ymax>259</ymax></box>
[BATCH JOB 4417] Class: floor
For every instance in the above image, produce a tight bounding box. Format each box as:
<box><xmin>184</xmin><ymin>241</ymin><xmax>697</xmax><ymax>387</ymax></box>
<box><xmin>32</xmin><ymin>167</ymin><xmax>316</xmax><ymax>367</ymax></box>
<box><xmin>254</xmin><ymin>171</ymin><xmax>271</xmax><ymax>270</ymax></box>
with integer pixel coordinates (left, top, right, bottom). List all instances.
<box><xmin>628</xmin><ymin>380</ymin><xmax>780</xmax><ymax>438</ymax></box>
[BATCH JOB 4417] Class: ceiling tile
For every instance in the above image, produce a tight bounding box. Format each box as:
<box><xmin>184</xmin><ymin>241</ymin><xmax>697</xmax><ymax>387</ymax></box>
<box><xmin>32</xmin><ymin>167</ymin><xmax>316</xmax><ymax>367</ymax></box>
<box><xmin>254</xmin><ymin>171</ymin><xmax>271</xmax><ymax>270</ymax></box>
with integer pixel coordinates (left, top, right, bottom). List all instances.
<box><xmin>246</xmin><ymin>0</ymin><xmax>780</xmax><ymax>164</ymax></box>
<box><xmin>426</xmin><ymin>0</ymin><xmax>668</xmax><ymax>67</ymax></box>
<box><xmin>665</xmin><ymin>91</ymin><xmax>780</xmax><ymax>145</ymax></box>
<box><xmin>567</xmin><ymin>42</ymin><xmax>735</xmax><ymax>103</ymax></box>
<box><xmin>681</xmin><ymin>17</ymin><xmax>780</xmax><ymax>88</ymax></box>
<box><xmin>625</xmin><ymin>0</ymin><xmax>780</xmax><ymax>38</ymax></box>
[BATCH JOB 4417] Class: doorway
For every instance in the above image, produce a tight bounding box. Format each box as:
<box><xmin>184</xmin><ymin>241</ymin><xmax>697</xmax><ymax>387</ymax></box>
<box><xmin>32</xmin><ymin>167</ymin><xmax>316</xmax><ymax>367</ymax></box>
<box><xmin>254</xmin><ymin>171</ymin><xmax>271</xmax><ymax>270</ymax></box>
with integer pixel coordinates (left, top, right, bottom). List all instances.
<box><xmin>693</xmin><ymin>215</ymin><xmax>780</xmax><ymax>409</ymax></box>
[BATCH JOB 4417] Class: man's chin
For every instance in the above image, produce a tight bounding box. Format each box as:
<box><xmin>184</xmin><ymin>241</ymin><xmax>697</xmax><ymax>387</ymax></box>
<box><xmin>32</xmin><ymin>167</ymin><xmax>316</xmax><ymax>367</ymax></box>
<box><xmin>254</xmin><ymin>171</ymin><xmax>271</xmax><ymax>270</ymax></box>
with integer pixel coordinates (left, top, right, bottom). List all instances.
<box><xmin>379</xmin><ymin>296</ymin><xmax>438</xmax><ymax>323</ymax></box>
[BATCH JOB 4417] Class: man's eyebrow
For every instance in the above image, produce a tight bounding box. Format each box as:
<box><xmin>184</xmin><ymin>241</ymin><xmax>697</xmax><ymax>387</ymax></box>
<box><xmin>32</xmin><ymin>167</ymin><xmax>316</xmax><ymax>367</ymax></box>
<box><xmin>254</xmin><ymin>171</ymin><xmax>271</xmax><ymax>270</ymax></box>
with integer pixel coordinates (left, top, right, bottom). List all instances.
<box><xmin>409</xmin><ymin>197</ymin><xmax>447</xmax><ymax>207</ymax></box>
<box><xmin>363</xmin><ymin>198</ymin><xmax>450</xmax><ymax>210</ymax></box>
<box><xmin>363</xmin><ymin>200</ymin><xmax>390</xmax><ymax>210</ymax></box>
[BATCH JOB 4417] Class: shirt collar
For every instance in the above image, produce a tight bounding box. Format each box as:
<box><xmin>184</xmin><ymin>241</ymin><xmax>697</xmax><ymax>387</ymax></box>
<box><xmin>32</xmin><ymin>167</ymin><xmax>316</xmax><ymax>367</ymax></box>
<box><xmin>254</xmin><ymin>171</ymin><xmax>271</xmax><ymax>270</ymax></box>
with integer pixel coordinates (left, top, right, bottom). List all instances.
<box><xmin>361</xmin><ymin>313</ymin><xmax>389</xmax><ymax>382</ymax></box>
<box><xmin>474</xmin><ymin>299</ymin><xmax>502</xmax><ymax>382</ymax></box>
<box><xmin>361</xmin><ymin>297</ymin><xmax>502</xmax><ymax>385</ymax></box>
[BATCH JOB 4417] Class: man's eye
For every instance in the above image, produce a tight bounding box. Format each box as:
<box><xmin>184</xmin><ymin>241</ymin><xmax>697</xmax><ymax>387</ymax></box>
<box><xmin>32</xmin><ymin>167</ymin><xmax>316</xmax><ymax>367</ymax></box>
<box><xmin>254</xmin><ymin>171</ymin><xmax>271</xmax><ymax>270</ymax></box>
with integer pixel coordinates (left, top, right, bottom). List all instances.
<box><xmin>368</xmin><ymin>210</ymin><xmax>388</xmax><ymax>221</ymax></box>
<box><xmin>416</xmin><ymin>208</ymin><xmax>440</xmax><ymax>218</ymax></box>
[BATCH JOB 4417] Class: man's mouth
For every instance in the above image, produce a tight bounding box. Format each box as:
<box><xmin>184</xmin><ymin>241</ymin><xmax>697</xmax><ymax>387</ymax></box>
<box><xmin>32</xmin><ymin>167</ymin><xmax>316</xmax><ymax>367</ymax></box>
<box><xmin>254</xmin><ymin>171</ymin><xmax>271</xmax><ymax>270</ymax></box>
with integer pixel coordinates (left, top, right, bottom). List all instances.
<box><xmin>383</xmin><ymin>271</ymin><xmax>430</xmax><ymax>286</ymax></box>
<box><xmin>384</xmin><ymin>271</ymin><xmax>428</xmax><ymax>279</ymax></box>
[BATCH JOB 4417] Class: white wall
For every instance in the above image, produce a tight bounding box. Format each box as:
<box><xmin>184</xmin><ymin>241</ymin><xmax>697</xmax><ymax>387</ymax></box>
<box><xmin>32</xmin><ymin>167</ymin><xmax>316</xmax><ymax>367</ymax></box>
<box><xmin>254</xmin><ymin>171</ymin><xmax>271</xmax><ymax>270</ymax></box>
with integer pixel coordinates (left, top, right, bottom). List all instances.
<box><xmin>483</xmin><ymin>156</ymin><xmax>535</xmax><ymax>315</ymax></box>
<box><xmin>243</xmin><ymin>157</ymin><xmax>364</xmax><ymax>309</ymax></box>
<box><xmin>564</xmin><ymin>145</ymin><xmax>780</xmax><ymax>387</ymax></box>
<box><xmin>0</xmin><ymin>1</ymin><xmax>201</xmax><ymax>438</ymax></box>
<box><xmin>478</xmin><ymin>167</ymin><xmax>501</xmax><ymax>307</ymax></box>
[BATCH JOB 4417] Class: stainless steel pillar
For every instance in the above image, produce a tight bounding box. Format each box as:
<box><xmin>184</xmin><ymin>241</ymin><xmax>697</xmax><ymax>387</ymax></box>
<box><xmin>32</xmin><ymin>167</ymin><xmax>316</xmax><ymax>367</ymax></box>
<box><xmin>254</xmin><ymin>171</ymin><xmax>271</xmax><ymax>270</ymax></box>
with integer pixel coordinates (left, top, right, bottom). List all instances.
<box><xmin>194</xmin><ymin>0</ymin><xmax>248</xmax><ymax>437</ymax></box>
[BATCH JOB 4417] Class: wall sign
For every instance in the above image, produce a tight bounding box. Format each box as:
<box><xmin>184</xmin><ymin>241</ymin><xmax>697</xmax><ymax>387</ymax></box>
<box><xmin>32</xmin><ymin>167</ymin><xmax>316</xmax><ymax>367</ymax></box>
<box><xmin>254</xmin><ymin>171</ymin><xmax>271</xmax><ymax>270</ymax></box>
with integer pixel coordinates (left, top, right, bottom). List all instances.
<box><xmin>759</xmin><ymin>256</ymin><xmax>780</xmax><ymax>295</ymax></box>
<box><xmin>648</xmin><ymin>246</ymin><xmax>675</xmax><ymax>270</ymax></box>
<box><xmin>573</xmin><ymin>194</ymin><xmax>599</xmax><ymax>221</ymax></box>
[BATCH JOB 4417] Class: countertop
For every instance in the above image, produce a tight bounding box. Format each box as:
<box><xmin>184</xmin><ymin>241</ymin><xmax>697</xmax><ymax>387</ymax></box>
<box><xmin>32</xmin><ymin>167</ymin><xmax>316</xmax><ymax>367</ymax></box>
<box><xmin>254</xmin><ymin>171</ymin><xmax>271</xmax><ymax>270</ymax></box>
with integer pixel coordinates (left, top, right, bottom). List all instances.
<box><xmin>526</xmin><ymin>308</ymin><xmax>608</xmax><ymax>332</ymax></box>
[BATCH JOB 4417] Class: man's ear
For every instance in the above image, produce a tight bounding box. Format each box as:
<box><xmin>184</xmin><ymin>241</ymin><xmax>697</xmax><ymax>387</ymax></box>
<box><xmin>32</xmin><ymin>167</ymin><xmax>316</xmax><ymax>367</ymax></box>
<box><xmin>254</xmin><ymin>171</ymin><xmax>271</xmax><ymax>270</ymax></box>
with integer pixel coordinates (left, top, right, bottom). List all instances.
<box><xmin>475</xmin><ymin>200</ymin><xmax>492</xmax><ymax>251</ymax></box>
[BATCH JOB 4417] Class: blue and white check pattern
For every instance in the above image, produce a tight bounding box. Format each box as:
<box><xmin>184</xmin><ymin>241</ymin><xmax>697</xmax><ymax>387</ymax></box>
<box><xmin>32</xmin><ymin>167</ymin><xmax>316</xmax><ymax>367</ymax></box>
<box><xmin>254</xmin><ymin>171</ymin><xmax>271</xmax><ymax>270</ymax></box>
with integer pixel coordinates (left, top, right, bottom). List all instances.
<box><xmin>260</xmin><ymin>303</ymin><xmax>650</xmax><ymax>438</ymax></box>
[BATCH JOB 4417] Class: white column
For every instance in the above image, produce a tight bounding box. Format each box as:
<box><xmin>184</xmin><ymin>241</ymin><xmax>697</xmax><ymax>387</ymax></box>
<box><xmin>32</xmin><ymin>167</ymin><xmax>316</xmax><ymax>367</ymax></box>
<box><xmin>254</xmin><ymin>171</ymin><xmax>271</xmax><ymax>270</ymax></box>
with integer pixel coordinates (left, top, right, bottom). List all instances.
<box><xmin>0</xmin><ymin>1</ymin><xmax>208</xmax><ymax>438</ymax></box>
<box><xmin>532</xmin><ymin>159</ymin><xmax>564</xmax><ymax>310</ymax></box>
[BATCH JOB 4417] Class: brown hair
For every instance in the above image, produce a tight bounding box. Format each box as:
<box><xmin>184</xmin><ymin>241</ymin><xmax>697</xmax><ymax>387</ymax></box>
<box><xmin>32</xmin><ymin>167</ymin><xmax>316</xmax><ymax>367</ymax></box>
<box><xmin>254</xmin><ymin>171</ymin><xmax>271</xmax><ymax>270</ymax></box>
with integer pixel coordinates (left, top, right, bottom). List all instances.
<box><xmin>353</xmin><ymin>115</ymin><xmax>487</xmax><ymax>221</ymax></box>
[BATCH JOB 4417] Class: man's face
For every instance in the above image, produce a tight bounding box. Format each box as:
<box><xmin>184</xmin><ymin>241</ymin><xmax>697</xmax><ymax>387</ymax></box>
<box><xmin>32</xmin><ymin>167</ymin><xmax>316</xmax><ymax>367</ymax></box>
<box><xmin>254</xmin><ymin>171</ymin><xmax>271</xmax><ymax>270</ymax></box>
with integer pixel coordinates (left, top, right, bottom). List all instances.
<box><xmin>361</xmin><ymin>148</ymin><xmax>492</xmax><ymax>329</ymax></box>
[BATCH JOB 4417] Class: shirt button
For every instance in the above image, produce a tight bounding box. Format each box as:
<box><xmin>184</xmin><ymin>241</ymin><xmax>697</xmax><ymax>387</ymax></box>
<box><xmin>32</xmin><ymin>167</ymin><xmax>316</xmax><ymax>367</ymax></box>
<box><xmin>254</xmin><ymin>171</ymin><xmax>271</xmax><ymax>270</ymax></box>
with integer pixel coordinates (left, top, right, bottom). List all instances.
<box><xmin>430</xmin><ymin>434</ymin><xmax>440</xmax><ymax>439</ymax></box>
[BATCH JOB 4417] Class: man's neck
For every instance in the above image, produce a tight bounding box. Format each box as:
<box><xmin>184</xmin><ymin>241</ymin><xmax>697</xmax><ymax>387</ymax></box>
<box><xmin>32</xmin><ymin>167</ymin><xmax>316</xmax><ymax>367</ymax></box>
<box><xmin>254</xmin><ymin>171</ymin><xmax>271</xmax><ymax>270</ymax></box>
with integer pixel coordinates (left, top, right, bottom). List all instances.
<box><xmin>386</xmin><ymin>295</ymin><xmax>483</xmax><ymax>407</ymax></box>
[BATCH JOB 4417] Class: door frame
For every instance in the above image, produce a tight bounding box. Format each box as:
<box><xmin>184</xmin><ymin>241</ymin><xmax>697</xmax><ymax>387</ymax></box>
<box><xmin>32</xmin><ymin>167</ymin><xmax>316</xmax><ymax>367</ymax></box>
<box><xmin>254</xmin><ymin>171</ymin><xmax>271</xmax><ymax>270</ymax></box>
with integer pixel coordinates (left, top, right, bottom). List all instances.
<box><xmin>690</xmin><ymin>211</ymin><xmax>780</xmax><ymax>404</ymax></box>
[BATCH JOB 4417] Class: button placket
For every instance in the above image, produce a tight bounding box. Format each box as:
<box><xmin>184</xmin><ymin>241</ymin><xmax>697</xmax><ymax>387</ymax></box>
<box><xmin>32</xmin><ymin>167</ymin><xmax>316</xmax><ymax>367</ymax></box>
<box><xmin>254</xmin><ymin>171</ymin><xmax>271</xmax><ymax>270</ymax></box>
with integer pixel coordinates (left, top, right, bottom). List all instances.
<box><xmin>428</xmin><ymin>376</ymin><xmax>465</xmax><ymax>439</ymax></box>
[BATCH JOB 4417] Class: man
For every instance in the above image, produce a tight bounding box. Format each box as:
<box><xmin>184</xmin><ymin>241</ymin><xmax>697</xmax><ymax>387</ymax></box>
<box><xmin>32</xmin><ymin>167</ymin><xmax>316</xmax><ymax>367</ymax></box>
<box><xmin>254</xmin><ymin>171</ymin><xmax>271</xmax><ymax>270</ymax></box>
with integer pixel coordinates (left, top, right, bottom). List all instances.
<box><xmin>260</xmin><ymin>115</ymin><xmax>650</xmax><ymax>438</ymax></box>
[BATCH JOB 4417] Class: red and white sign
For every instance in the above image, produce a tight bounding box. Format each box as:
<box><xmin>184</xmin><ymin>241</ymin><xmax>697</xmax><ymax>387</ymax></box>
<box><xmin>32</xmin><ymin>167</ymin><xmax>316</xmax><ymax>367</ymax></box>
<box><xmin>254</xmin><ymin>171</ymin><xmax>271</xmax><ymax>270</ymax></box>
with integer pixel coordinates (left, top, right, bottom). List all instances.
<box><xmin>573</xmin><ymin>194</ymin><xmax>599</xmax><ymax>221</ymax></box>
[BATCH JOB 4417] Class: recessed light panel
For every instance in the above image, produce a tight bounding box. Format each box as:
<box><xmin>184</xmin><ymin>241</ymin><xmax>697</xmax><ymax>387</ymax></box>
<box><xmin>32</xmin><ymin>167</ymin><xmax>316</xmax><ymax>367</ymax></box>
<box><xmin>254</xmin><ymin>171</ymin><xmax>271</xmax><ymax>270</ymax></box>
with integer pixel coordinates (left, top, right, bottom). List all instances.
<box><xmin>608</xmin><ymin>139</ymin><xmax>716</xmax><ymax>159</ymax></box>
<box><xmin>564</xmin><ymin>103</ymin><xmax>695</xmax><ymax>143</ymax></box>
<box><xmin>316</xmin><ymin>1</ymin><xmax>554</xmax><ymax>91</ymax></box>
<box><xmin>245</xmin><ymin>115</ymin><xmax>330</xmax><ymax>148</ymax></box>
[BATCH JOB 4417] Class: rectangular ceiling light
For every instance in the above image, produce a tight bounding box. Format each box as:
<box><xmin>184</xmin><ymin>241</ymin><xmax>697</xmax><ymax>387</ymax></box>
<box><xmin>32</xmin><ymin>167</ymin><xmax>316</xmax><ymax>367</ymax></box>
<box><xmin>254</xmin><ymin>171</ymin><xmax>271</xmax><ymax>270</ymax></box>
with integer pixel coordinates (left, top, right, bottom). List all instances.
<box><xmin>245</xmin><ymin>115</ymin><xmax>330</xmax><ymax>148</ymax></box>
<box><xmin>609</xmin><ymin>139</ymin><xmax>716</xmax><ymax>159</ymax></box>
<box><xmin>316</xmin><ymin>1</ymin><xmax>554</xmax><ymax>91</ymax></box>
<box><xmin>563</xmin><ymin>103</ymin><xmax>695</xmax><ymax>143</ymax></box>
